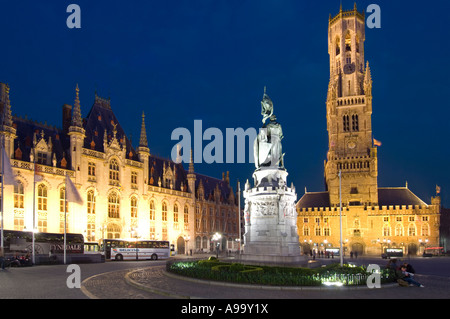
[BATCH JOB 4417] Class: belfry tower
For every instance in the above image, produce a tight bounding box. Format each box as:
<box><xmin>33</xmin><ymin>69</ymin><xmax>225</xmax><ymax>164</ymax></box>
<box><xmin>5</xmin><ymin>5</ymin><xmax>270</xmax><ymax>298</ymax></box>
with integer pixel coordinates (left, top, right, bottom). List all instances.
<box><xmin>324</xmin><ymin>4</ymin><xmax>378</xmax><ymax>207</ymax></box>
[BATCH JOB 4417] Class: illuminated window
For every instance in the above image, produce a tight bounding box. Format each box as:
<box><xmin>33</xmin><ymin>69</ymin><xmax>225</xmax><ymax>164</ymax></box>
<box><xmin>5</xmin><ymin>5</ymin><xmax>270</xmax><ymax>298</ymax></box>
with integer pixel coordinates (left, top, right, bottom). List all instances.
<box><xmin>131</xmin><ymin>197</ymin><xmax>138</xmax><ymax>218</ymax></box>
<box><xmin>60</xmin><ymin>187</ymin><xmax>68</xmax><ymax>213</ymax></box>
<box><xmin>184</xmin><ymin>205</ymin><xmax>189</xmax><ymax>230</ymax></box>
<box><xmin>88</xmin><ymin>162</ymin><xmax>96</xmax><ymax>176</ymax></box>
<box><xmin>37</xmin><ymin>184</ymin><xmax>47</xmax><ymax>211</ymax></box>
<box><xmin>109</xmin><ymin>159</ymin><xmax>120</xmax><ymax>183</ymax></box>
<box><xmin>162</xmin><ymin>202</ymin><xmax>168</xmax><ymax>222</ymax></box>
<box><xmin>395</xmin><ymin>224</ymin><xmax>403</xmax><ymax>236</ymax></box>
<box><xmin>87</xmin><ymin>190</ymin><xmax>96</xmax><ymax>242</ymax></box>
<box><xmin>107</xmin><ymin>224</ymin><xmax>121</xmax><ymax>239</ymax></box>
<box><xmin>14</xmin><ymin>181</ymin><xmax>24</xmax><ymax>209</ymax></box>
<box><xmin>408</xmin><ymin>224</ymin><xmax>416</xmax><ymax>236</ymax></box>
<box><xmin>173</xmin><ymin>204</ymin><xmax>179</xmax><ymax>230</ymax></box>
<box><xmin>149</xmin><ymin>200</ymin><xmax>156</xmax><ymax>221</ymax></box>
<box><xmin>421</xmin><ymin>224</ymin><xmax>429</xmax><ymax>236</ymax></box>
<box><xmin>345</xmin><ymin>32</ymin><xmax>351</xmax><ymax>52</ymax></box>
<box><xmin>131</xmin><ymin>171</ymin><xmax>137</xmax><ymax>186</ymax></box>
<box><xmin>87</xmin><ymin>191</ymin><xmax>96</xmax><ymax>214</ymax></box>
<box><xmin>108</xmin><ymin>192</ymin><xmax>120</xmax><ymax>219</ymax></box>
<box><xmin>303</xmin><ymin>226</ymin><xmax>309</xmax><ymax>236</ymax></box>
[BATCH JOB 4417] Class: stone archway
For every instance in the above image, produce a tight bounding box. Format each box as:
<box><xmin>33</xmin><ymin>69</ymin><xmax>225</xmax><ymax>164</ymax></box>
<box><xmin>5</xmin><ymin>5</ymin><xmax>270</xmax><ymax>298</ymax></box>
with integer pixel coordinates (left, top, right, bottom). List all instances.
<box><xmin>177</xmin><ymin>237</ymin><xmax>185</xmax><ymax>255</ymax></box>
<box><xmin>408</xmin><ymin>243</ymin><xmax>418</xmax><ymax>256</ymax></box>
<box><xmin>351</xmin><ymin>243</ymin><xmax>364</xmax><ymax>256</ymax></box>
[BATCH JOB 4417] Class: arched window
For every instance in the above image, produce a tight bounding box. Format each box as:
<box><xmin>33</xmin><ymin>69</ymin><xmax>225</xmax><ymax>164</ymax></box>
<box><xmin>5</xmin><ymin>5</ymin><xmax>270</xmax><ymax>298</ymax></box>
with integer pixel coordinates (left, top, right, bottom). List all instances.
<box><xmin>149</xmin><ymin>200</ymin><xmax>156</xmax><ymax>221</ymax></box>
<box><xmin>173</xmin><ymin>204</ymin><xmax>179</xmax><ymax>230</ymax></box>
<box><xmin>131</xmin><ymin>197</ymin><xmax>138</xmax><ymax>218</ymax></box>
<box><xmin>14</xmin><ymin>181</ymin><xmax>24</xmax><ymax>209</ymax></box>
<box><xmin>162</xmin><ymin>202</ymin><xmax>168</xmax><ymax>222</ymax></box>
<box><xmin>335</xmin><ymin>36</ymin><xmax>341</xmax><ymax>55</ymax></box>
<box><xmin>107</xmin><ymin>224</ymin><xmax>121</xmax><ymax>239</ymax></box>
<box><xmin>86</xmin><ymin>190</ymin><xmax>96</xmax><ymax>242</ymax></box>
<box><xmin>383</xmin><ymin>225</ymin><xmax>390</xmax><ymax>236</ymax></box>
<box><xmin>108</xmin><ymin>192</ymin><xmax>120</xmax><ymax>218</ymax></box>
<box><xmin>345</xmin><ymin>32</ymin><xmax>351</xmax><ymax>52</ymax></box>
<box><xmin>14</xmin><ymin>181</ymin><xmax>25</xmax><ymax>230</ymax></box>
<box><xmin>109</xmin><ymin>159</ymin><xmax>120</xmax><ymax>183</ymax></box>
<box><xmin>352</xmin><ymin>114</ymin><xmax>359</xmax><ymax>131</ymax></box>
<box><xmin>37</xmin><ymin>184</ymin><xmax>48</xmax><ymax>232</ymax></box>
<box><xmin>87</xmin><ymin>190</ymin><xmax>96</xmax><ymax>214</ymax></box>
<box><xmin>408</xmin><ymin>224</ymin><xmax>416</xmax><ymax>236</ymax></box>
<box><xmin>395</xmin><ymin>224</ymin><xmax>403</xmax><ymax>236</ymax></box>
<box><xmin>303</xmin><ymin>226</ymin><xmax>309</xmax><ymax>236</ymax></box>
<box><xmin>421</xmin><ymin>224</ymin><xmax>429</xmax><ymax>237</ymax></box>
<box><xmin>184</xmin><ymin>205</ymin><xmax>189</xmax><ymax>230</ymax></box>
<box><xmin>37</xmin><ymin>184</ymin><xmax>48</xmax><ymax>212</ymax></box>
<box><xmin>60</xmin><ymin>187</ymin><xmax>68</xmax><ymax>213</ymax></box>
<box><xmin>343</xmin><ymin>115</ymin><xmax>350</xmax><ymax>132</ymax></box>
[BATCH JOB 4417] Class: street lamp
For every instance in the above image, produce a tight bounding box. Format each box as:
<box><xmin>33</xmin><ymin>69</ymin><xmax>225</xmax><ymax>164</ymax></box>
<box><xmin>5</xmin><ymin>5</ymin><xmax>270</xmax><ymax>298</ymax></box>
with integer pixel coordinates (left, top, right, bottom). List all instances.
<box><xmin>212</xmin><ymin>232</ymin><xmax>221</xmax><ymax>258</ymax></box>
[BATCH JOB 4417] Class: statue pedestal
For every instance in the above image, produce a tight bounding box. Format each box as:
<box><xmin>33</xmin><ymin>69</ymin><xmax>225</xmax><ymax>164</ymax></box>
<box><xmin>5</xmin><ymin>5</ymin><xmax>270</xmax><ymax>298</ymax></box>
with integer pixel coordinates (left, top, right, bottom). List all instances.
<box><xmin>241</xmin><ymin>168</ymin><xmax>305</xmax><ymax>265</ymax></box>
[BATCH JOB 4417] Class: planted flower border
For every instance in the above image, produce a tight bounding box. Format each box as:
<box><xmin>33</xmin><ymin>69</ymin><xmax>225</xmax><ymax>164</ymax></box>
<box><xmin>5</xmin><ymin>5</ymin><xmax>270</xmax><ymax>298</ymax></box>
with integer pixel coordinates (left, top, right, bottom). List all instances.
<box><xmin>166</xmin><ymin>257</ymin><xmax>395</xmax><ymax>287</ymax></box>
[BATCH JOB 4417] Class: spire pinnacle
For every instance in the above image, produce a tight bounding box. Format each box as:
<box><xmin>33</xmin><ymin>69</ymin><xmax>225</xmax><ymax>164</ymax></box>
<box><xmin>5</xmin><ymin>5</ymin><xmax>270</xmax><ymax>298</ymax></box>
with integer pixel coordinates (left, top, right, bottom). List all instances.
<box><xmin>189</xmin><ymin>149</ymin><xmax>194</xmax><ymax>173</ymax></box>
<box><xmin>71</xmin><ymin>84</ymin><xmax>82</xmax><ymax>127</ymax></box>
<box><xmin>139</xmin><ymin>111</ymin><xmax>148</xmax><ymax>148</ymax></box>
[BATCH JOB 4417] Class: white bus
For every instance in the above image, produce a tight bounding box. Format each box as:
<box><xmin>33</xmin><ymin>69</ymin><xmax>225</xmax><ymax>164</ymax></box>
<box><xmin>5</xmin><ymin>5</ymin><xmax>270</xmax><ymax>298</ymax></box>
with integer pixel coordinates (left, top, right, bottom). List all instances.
<box><xmin>103</xmin><ymin>239</ymin><xmax>172</xmax><ymax>261</ymax></box>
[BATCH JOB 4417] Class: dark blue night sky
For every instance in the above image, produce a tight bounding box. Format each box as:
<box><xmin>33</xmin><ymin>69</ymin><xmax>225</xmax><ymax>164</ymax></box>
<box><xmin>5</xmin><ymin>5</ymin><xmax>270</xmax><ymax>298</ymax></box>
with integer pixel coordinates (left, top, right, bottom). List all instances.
<box><xmin>1</xmin><ymin>0</ymin><xmax>449</xmax><ymax>206</ymax></box>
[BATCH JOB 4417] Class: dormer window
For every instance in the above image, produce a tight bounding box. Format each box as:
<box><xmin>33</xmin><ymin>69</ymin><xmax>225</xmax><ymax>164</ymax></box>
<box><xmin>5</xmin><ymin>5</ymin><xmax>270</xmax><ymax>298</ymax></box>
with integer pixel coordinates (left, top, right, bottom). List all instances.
<box><xmin>37</xmin><ymin>152</ymin><xmax>47</xmax><ymax>165</ymax></box>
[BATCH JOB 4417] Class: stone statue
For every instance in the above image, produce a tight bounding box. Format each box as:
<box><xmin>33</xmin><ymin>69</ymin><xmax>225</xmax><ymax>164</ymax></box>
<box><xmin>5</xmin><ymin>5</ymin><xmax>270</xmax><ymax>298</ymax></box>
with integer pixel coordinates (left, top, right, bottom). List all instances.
<box><xmin>254</xmin><ymin>87</ymin><xmax>285</xmax><ymax>169</ymax></box>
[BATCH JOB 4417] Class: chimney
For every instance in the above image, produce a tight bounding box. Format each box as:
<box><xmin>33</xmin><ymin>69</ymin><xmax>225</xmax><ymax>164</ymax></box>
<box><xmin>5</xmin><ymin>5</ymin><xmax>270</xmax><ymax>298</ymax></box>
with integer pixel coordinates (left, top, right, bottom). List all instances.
<box><xmin>62</xmin><ymin>104</ymin><xmax>72</xmax><ymax>134</ymax></box>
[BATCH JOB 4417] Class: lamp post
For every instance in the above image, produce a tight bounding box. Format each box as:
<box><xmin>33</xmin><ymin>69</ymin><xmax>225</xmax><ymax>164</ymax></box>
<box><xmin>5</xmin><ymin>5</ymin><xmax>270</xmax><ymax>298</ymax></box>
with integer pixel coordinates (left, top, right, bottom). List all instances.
<box><xmin>212</xmin><ymin>232</ymin><xmax>221</xmax><ymax>258</ymax></box>
<box><xmin>339</xmin><ymin>170</ymin><xmax>343</xmax><ymax>266</ymax></box>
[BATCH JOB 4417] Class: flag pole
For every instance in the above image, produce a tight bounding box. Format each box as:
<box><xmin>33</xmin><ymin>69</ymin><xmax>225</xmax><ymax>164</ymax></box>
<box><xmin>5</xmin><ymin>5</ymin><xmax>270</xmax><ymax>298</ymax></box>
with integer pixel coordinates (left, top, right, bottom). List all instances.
<box><xmin>339</xmin><ymin>170</ymin><xmax>343</xmax><ymax>267</ymax></box>
<box><xmin>1</xmin><ymin>141</ymin><xmax>4</xmax><ymax>250</ymax></box>
<box><xmin>32</xmin><ymin>150</ymin><xmax>36</xmax><ymax>265</ymax></box>
<box><xmin>237</xmin><ymin>180</ymin><xmax>241</xmax><ymax>257</ymax></box>
<box><xmin>64</xmin><ymin>175</ymin><xmax>67</xmax><ymax>265</ymax></box>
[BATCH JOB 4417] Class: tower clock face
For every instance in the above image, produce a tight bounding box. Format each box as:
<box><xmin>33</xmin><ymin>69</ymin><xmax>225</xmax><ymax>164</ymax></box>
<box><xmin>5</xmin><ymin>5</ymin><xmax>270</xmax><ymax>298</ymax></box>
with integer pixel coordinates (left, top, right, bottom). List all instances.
<box><xmin>344</xmin><ymin>63</ymin><xmax>355</xmax><ymax>74</ymax></box>
<box><xmin>347</xmin><ymin>141</ymin><xmax>356</xmax><ymax>149</ymax></box>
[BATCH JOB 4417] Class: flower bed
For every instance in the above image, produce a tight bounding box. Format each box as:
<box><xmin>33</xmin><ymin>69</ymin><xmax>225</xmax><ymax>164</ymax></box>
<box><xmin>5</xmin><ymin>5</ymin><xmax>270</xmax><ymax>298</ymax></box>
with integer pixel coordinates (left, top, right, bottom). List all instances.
<box><xmin>166</xmin><ymin>258</ymin><xmax>395</xmax><ymax>287</ymax></box>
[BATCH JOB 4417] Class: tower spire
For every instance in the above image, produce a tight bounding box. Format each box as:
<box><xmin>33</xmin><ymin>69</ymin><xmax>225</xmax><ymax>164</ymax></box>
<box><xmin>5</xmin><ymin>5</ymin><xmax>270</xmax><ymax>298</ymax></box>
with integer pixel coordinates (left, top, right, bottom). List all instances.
<box><xmin>71</xmin><ymin>84</ymin><xmax>82</xmax><ymax>127</ymax></box>
<box><xmin>189</xmin><ymin>149</ymin><xmax>194</xmax><ymax>173</ymax></box>
<box><xmin>139</xmin><ymin>111</ymin><xmax>148</xmax><ymax>148</ymax></box>
<box><xmin>1</xmin><ymin>84</ymin><xmax>13</xmax><ymax>127</ymax></box>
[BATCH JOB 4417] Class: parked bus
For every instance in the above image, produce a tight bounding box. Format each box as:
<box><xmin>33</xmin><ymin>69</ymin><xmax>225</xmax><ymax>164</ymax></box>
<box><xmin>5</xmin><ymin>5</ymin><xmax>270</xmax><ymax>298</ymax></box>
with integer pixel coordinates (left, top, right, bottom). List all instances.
<box><xmin>84</xmin><ymin>242</ymin><xmax>100</xmax><ymax>254</ymax></box>
<box><xmin>102</xmin><ymin>239</ymin><xmax>172</xmax><ymax>261</ymax></box>
<box><xmin>423</xmin><ymin>247</ymin><xmax>444</xmax><ymax>257</ymax></box>
<box><xmin>0</xmin><ymin>230</ymin><xmax>84</xmax><ymax>255</ymax></box>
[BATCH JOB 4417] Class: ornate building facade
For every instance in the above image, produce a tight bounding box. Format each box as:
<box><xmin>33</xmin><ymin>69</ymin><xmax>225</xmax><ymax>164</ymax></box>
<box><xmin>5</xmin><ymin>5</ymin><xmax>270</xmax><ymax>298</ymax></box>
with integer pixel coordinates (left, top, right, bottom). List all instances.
<box><xmin>296</xmin><ymin>5</ymin><xmax>441</xmax><ymax>256</ymax></box>
<box><xmin>0</xmin><ymin>82</ymin><xmax>240</xmax><ymax>254</ymax></box>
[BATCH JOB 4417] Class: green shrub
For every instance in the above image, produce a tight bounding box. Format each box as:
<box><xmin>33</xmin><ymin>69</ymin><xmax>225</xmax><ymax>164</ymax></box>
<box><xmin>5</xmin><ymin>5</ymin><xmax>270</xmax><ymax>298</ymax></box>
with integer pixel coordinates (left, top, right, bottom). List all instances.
<box><xmin>166</xmin><ymin>259</ymin><xmax>395</xmax><ymax>287</ymax></box>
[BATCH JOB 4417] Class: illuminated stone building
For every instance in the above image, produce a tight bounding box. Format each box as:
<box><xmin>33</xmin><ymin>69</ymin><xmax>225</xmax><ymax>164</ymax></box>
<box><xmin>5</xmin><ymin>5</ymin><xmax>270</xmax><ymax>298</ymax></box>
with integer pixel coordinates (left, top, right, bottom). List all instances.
<box><xmin>296</xmin><ymin>5</ymin><xmax>441</xmax><ymax>256</ymax></box>
<box><xmin>0</xmin><ymin>82</ymin><xmax>240</xmax><ymax>253</ymax></box>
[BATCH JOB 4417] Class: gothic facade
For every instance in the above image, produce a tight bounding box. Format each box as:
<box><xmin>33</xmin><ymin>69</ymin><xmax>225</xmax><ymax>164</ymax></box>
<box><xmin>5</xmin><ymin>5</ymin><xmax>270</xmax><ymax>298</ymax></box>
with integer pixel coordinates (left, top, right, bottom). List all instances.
<box><xmin>0</xmin><ymin>82</ymin><xmax>240</xmax><ymax>254</ymax></box>
<box><xmin>296</xmin><ymin>5</ymin><xmax>441</xmax><ymax>256</ymax></box>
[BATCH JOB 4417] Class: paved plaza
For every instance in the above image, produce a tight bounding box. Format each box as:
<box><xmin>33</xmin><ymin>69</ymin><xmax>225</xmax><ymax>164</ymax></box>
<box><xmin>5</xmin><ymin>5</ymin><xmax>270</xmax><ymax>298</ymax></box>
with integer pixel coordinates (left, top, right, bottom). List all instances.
<box><xmin>1</xmin><ymin>255</ymin><xmax>450</xmax><ymax>300</ymax></box>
